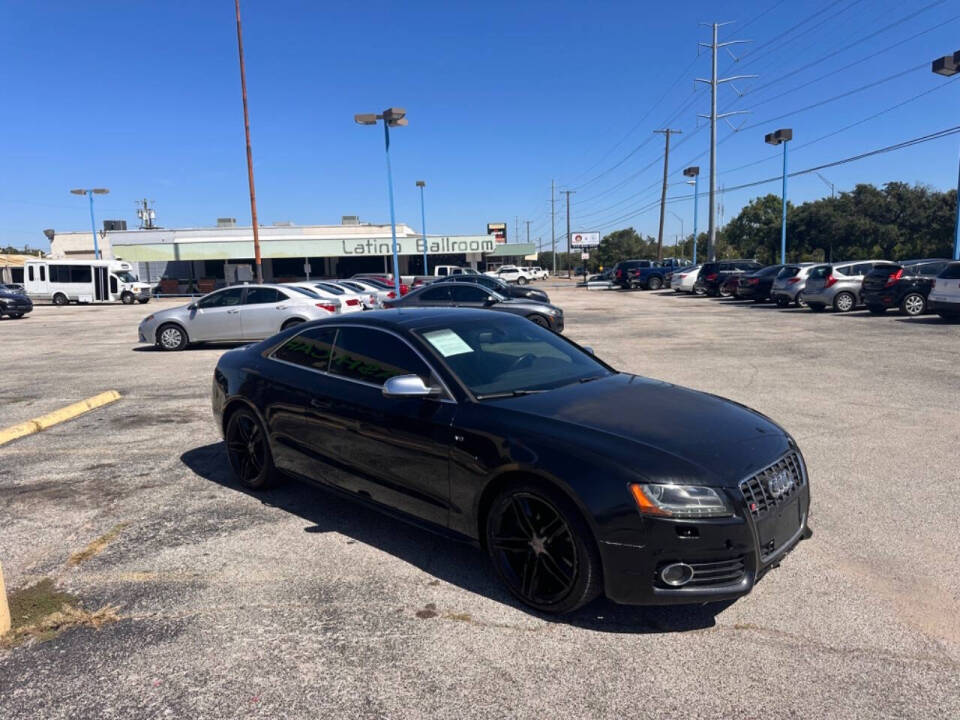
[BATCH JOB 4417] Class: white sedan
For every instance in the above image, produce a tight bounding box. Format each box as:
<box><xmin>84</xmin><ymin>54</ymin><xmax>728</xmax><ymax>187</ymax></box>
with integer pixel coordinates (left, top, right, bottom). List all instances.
<box><xmin>286</xmin><ymin>282</ymin><xmax>364</xmax><ymax>314</ymax></box>
<box><xmin>671</xmin><ymin>265</ymin><xmax>703</xmax><ymax>294</ymax></box>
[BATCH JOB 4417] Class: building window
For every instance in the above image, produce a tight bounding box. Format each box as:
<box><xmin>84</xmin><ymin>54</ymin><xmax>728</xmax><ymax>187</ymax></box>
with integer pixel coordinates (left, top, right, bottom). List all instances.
<box><xmin>203</xmin><ymin>260</ymin><xmax>225</xmax><ymax>279</ymax></box>
<box><xmin>271</xmin><ymin>257</ymin><xmax>304</xmax><ymax>278</ymax></box>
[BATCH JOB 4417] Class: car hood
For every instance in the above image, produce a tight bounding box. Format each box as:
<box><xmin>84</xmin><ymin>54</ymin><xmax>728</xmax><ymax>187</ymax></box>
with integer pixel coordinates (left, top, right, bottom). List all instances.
<box><xmin>490</xmin><ymin>373</ymin><xmax>791</xmax><ymax>486</ymax></box>
<box><xmin>142</xmin><ymin>304</ymin><xmax>192</xmax><ymax>322</ymax></box>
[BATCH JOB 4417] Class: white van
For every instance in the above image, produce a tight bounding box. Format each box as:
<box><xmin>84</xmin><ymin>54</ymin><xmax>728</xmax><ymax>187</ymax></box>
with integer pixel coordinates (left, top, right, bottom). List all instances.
<box><xmin>24</xmin><ymin>259</ymin><xmax>153</xmax><ymax>305</ymax></box>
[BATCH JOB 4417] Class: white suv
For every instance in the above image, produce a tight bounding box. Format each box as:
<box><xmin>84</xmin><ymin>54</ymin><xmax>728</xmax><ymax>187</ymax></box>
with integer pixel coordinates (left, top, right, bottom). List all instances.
<box><xmin>485</xmin><ymin>265</ymin><xmax>534</xmax><ymax>285</ymax></box>
<box><xmin>929</xmin><ymin>261</ymin><xmax>960</xmax><ymax>320</ymax></box>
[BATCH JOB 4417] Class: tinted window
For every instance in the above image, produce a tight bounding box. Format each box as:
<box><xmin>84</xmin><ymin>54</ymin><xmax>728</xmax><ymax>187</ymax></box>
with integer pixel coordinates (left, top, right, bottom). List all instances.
<box><xmin>244</xmin><ymin>287</ymin><xmax>283</xmax><ymax>304</ymax></box>
<box><xmin>451</xmin><ymin>285</ymin><xmax>489</xmax><ymax>302</ymax></box>
<box><xmin>417</xmin><ymin>317</ymin><xmax>610</xmax><ymax>397</ymax></box>
<box><xmin>938</xmin><ymin>263</ymin><xmax>960</xmax><ymax>279</ymax></box>
<box><xmin>40</xmin><ymin>265</ymin><xmax>45</xmax><ymax>281</ymax></box>
<box><xmin>418</xmin><ymin>286</ymin><xmax>451</xmax><ymax>302</ymax></box>
<box><xmin>110</xmin><ymin>275</ymin><xmax>118</xmax><ymax>294</ymax></box>
<box><xmin>920</xmin><ymin>261</ymin><xmax>948</xmax><ymax>276</ymax></box>
<box><xmin>808</xmin><ymin>266</ymin><xmax>831</xmax><ymax>280</ymax></box>
<box><xmin>777</xmin><ymin>266</ymin><xmax>801</xmax><ymax>279</ymax></box>
<box><xmin>759</xmin><ymin>265</ymin><xmax>782</xmax><ymax>276</ymax></box>
<box><xmin>338</xmin><ymin>281</ymin><xmax>365</xmax><ymax>292</ymax></box>
<box><xmin>272</xmin><ymin>327</ymin><xmax>336</xmax><ymax>371</ymax></box>
<box><xmin>315</xmin><ymin>282</ymin><xmax>345</xmax><ymax>295</ymax></box>
<box><xmin>868</xmin><ymin>264</ymin><xmax>900</xmax><ymax>277</ymax></box>
<box><xmin>437</xmin><ymin>267</ymin><xmax>448</xmax><ymax>276</ymax></box>
<box><xmin>197</xmin><ymin>288</ymin><xmax>244</xmax><ymax>308</ymax></box>
<box><xmin>286</xmin><ymin>286</ymin><xmax>319</xmax><ymax>298</ymax></box>
<box><xmin>330</xmin><ymin>327</ymin><xmax>430</xmax><ymax>386</ymax></box>
<box><xmin>28</xmin><ymin>266</ymin><xmax>34</xmax><ymax>281</ymax></box>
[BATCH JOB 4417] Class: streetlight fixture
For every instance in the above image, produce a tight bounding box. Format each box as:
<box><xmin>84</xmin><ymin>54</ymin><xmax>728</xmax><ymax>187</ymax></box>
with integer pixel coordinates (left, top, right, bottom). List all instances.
<box><xmin>355</xmin><ymin>108</ymin><xmax>408</xmax><ymax>294</ymax></box>
<box><xmin>683</xmin><ymin>167</ymin><xmax>700</xmax><ymax>265</ymax></box>
<box><xmin>416</xmin><ymin>180</ymin><xmax>428</xmax><ymax>275</ymax></box>
<box><xmin>70</xmin><ymin>188</ymin><xmax>109</xmax><ymax>259</ymax></box>
<box><xmin>932</xmin><ymin>50</ymin><xmax>960</xmax><ymax>260</ymax></box>
<box><xmin>764</xmin><ymin>128</ymin><xmax>793</xmax><ymax>264</ymax></box>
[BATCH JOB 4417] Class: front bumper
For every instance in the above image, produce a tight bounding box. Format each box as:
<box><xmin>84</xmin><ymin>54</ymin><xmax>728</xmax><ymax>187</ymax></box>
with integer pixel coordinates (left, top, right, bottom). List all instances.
<box><xmin>598</xmin><ymin>476</ymin><xmax>811</xmax><ymax>606</ymax></box>
<box><xmin>1</xmin><ymin>300</ymin><xmax>33</xmax><ymax>314</ymax></box>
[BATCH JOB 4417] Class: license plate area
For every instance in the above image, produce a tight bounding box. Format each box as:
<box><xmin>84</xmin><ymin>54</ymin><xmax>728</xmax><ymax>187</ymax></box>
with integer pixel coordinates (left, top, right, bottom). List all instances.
<box><xmin>755</xmin><ymin>495</ymin><xmax>802</xmax><ymax>562</ymax></box>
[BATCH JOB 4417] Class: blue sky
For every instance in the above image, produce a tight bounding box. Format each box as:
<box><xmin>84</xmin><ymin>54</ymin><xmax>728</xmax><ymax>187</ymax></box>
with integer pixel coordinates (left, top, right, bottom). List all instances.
<box><xmin>2</xmin><ymin>0</ymin><xmax>959</xmax><ymax>251</ymax></box>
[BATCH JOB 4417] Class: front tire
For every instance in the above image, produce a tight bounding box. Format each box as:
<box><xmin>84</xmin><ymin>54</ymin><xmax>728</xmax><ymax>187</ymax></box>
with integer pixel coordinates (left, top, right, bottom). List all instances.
<box><xmin>225</xmin><ymin>408</ymin><xmax>279</xmax><ymax>490</ymax></box>
<box><xmin>526</xmin><ymin>314</ymin><xmax>550</xmax><ymax>329</ymax></box>
<box><xmin>900</xmin><ymin>292</ymin><xmax>926</xmax><ymax>317</ymax></box>
<box><xmin>121</xmin><ymin>292</ymin><xmax>135</xmax><ymax>305</ymax></box>
<box><xmin>485</xmin><ymin>481</ymin><xmax>602</xmax><ymax>614</ymax></box>
<box><xmin>516</xmin><ymin>277</ymin><xmax>528</xmax><ymax>285</ymax></box>
<box><xmin>157</xmin><ymin>323</ymin><xmax>188</xmax><ymax>351</ymax></box>
<box><xmin>833</xmin><ymin>292</ymin><xmax>856</xmax><ymax>313</ymax></box>
<box><xmin>137</xmin><ymin>298</ymin><xmax>150</xmax><ymax>304</ymax></box>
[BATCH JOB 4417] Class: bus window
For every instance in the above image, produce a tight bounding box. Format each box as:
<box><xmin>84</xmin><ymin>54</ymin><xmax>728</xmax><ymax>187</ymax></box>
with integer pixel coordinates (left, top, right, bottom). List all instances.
<box><xmin>110</xmin><ymin>275</ymin><xmax>118</xmax><ymax>294</ymax></box>
<box><xmin>28</xmin><ymin>266</ymin><xmax>34</xmax><ymax>281</ymax></box>
<box><xmin>40</xmin><ymin>265</ymin><xmax>45</xmax><ymax>281</ymax></box>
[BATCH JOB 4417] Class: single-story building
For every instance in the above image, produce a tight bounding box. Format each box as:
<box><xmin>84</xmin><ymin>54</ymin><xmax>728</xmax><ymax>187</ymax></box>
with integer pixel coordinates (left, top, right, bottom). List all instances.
<box><xmin>48</xmin><ymin>217</ymin><xmax>536</xmax><ymax>292</ymax></box>
<box><xmin>0</xmin><ymin>254</ymin><xmax>37</xmax><ymax>285</ymax></box>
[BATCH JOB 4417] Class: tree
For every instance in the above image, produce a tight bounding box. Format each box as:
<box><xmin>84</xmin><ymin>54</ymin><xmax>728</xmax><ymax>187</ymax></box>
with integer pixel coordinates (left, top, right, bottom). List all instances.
<box><xmin>594</xmin><ymin>228</ymin><xmax>657</xmax><ymax>269</ymax></box>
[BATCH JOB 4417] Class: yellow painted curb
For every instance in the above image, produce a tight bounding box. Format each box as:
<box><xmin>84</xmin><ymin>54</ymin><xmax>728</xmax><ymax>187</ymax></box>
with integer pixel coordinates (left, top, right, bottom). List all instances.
<box><xmin>0</xmin><ymin>561</ymin><xmax>9</xmax><ymax>635</ymax></box>
<box><xmin>0</xmin><ymin>391</ymin><xmax>121</xmax><ymax>447</ymax></box>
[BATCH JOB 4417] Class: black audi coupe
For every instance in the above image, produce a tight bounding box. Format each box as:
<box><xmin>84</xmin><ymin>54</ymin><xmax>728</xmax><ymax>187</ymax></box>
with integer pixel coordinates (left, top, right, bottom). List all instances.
<box><xmin>211</xmin><ymin>309</ymin><xmax>811</xmax><ymax>614</ymax></box>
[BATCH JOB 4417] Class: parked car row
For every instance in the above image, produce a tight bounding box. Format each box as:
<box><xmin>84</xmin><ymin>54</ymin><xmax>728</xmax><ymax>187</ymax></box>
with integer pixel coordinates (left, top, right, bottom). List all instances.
<box><xmin>669</xmin><ymin>258</ymin><xmax>960</xmax><ymax>320</ymax></box>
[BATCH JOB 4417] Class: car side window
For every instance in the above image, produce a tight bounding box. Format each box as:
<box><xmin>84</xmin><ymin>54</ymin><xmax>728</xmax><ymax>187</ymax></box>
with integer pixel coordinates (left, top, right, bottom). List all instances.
<box><xmin>272</xmin><ymin>327</ymin><xmax>337</xmax><ymax>372</ymax></box>
<box><xmin>450</xmin><ymin>285</ymin><xmax>488</xmax><ymax>302</ymax></box>
<box><xmin>198</xmin><ymin>288</ymin><xmax>244</xmax><ymax>308</ymax></box>
<box><xmin>244</xmin><ymin>287</ymin><xmax>283</xmax><ymax>304</ymax></box>
<box><xmin>922</xmin><ymin>262</ymin><xmax>947</xmax><ymax>276</ymax></box>
<box><xmin>329</xmin><ymin>327</ymin><xmax>431</xmax><ymax>386</ymax></box>
<box><xmin>419</xmin><ymin>286</ymin><xmax>451</xmax><ymax>301</ymax></box>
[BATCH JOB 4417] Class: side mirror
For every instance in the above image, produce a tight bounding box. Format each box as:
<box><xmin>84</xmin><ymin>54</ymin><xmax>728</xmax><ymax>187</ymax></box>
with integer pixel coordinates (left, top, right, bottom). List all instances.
<box><xmin>187</xmin><ymin>303</ymin><xmax>197</xmax><ymax>311</ymax></box>
<box><xmin>484</xmin><ymin>295</ymin><xmax>498</xmax><ymax>306</ymax></box>
<box><xmin>582</xmin><ymin>346</ymin><xmax>595</xmax><ymax>356</ymax></box>
<box><xmin>382</xmin><ymin>374</ymin><xmax>438</xmax><ymax>398</ymax></box>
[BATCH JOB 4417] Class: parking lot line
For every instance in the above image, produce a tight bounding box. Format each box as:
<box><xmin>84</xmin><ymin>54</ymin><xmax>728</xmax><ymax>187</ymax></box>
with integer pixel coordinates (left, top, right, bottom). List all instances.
<box><xmin>0</xmin><ymin>390</ymin><xmax>122</xmax><ymax>447</ymax></box>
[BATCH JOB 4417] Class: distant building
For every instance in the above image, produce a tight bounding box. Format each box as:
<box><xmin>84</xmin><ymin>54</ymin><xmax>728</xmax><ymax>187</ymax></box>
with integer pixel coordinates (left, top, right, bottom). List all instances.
<box><xmin>48</xmin><ymin>218</ymin><xmax>536</xmax><ymax>289</ymax></box>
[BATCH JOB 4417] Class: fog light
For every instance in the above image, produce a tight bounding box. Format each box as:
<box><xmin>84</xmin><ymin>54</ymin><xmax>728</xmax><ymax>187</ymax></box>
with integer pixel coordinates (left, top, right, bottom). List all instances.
<box><xmin>660</xmin><ymin>562</ymin><xmax>694</xmax><ymax>587</ymax></box>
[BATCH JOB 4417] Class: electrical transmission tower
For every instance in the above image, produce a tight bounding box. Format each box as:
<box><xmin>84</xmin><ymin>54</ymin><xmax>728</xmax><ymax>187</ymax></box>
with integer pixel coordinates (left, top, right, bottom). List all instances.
<box><xmin>696</xmin><ymin>22</ymin><xmax>755</xmax><ymax>262</ymax></box>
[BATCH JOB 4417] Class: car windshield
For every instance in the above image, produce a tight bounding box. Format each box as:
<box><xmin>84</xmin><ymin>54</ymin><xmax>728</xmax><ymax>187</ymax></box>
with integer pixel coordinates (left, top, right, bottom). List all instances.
<box><xmin>115</xmin><ymin>271</ymin><xmax>139</xmax><ymax>283</ymax></box>
<box><xmin>415</xmin><ymin>317</ymin><xmax>612</xmax><ymax>398</ymax></box>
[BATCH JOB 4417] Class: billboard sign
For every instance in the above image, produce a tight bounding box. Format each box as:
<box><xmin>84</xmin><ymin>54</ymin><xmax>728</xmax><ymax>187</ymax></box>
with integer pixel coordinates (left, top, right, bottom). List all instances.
<box><xmin>487</xmin><ymin>222</ymin><xmax>507</xmax><ymax>244</ymax></box>
<box><xmin>571</xmin><ymin>231</ymin><xmax>600</xmax><ymax>248</ymax></box>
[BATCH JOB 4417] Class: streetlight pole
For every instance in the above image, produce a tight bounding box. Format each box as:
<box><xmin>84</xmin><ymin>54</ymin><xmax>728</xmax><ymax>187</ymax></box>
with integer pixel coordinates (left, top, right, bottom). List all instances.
<box><xmin>932</xmin><ymin>50</ymin><xmax>960</xmax><ymax>260</ymax></box>
<box><xmin>683</xmin><ymin>167</ymin><xmax>700</xmax><ymax>265</ymax></box>
<box><xmin>416</xmin><ymin>181</ymin><xmax>428</xmax><ymax>274</ymax></box>
<box><xmin>355</xmin><ymin>108</ymin><xmax>408</xmax><ymax>295</ymax></box>
<box><xmin>70</xmin><ymin>188</ymin><xmax>109</xmax><ymax>259</ymax></box>
<box><xmin>765</xmin><ymin>129</ymin><xmax>793</xmax><ymax>264</ymax></box>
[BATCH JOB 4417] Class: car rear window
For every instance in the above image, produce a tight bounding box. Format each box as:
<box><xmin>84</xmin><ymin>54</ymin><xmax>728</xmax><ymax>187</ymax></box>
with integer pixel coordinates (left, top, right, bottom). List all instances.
<box><xmin>807</xmin><ymin>266</ymin><xmax>831</xmax><ymax>280</ymax></box>
<box><xmin>777</xmin><ymin>266</ymin><xmax>801</xmax><ymax>278</ymax></box>
<box><xmin>938</xmin><ymin>263</ymin><xmax>960</xmax><ymax>279</ymax></box>
<box><xmin>867</xmin><ymin>264</ymin><xmax>900</xmax><ymax>277</ymax></box>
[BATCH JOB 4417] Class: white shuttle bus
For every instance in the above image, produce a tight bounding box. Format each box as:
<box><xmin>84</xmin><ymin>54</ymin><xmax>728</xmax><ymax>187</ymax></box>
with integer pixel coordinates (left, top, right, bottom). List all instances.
<box><xmin>23</xmin><ymin>259</ymin><xmax>153</xmax><ymax>305</ymax></box>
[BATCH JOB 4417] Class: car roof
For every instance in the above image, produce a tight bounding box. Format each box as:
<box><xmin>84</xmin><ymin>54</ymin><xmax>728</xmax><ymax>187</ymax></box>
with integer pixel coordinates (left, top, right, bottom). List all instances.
<box><xmin>307</xmin><ymin>307</ymin><xmax>522</xmax><ymax>331</ymax></box>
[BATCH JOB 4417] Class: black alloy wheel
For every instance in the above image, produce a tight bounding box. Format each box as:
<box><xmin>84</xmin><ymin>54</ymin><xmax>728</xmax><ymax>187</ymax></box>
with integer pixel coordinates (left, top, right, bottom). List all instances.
<box><xmin>53</xmin><ymin>293</ymin><xmax>69</xmax><ymax>306</ymax></box>
<box><xmin>121</xmin><ymin>292</ymin><xmax>135</xmax><ymax>305</ymax></box>
<box><xmin>485</xmin><ymin>483</ymin><xmax>601</xmax><ymax>613</ymax></box>
<box><xmin>225</xmin><ymin>409</ymin><xmax>278</xmax><ymax>490</ymax></box>
<box><xmin>526</xmin><ymin>314</ymin><xmax>550</xmax><ymax>329</ymax></box>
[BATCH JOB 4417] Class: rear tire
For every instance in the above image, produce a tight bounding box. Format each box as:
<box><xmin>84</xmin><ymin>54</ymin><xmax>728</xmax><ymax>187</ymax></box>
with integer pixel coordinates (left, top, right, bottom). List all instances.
<box><xmin>867</xmin><ymin>305</ymin><xmax>887</xmax><ymax>315</ymax></box>
<box><xmin>899</xmin><ymin>293</ymin><xmax>926</xmax><ymax>317</ymax></box>
<box><xmin>775</xmin><ymin>296</ymin><xmax>789</xmax><ymax>308</ymax></box>
<box><xmin>833</xmin><ymin>292</ymin><xmax>855</xmax><ymax>313</ymax></box>
<box><xmin>157</xmin><ymin>323</ymin><xmax>188</xmax><ymax>351</ymax></box>
<box><xmin>9</xmin><ymin>313</ymin><xmax>24</xmax><ymax>319</ymax></box>
<box><xmin>648</xmin><ymin>276</ymin><xmax>663</xmax><ymax>291</ymax></box>
<box><xmin>225</xmin><ymin>408</ymin><xmax>280</xmax><ymax>490</ymax></box>
<box><xmin>281</xmin><ymin>318</ymin><xmax>304</xmax><ymax>331</ymax></box>
<box><xmin>795</xmin><ymin>292</ymin><xmax>807</xmax><ymax>308</ymax></box>
<box><xmin>137</xmin><ymin>298</ymin><xmax>150</xmax><ymax>304</ymax></box>
<box><xmin>484</xmin><ymin>480</ymin><xmax>602</xmax><ymax>614</ymax></box>
<box><xmin>694</xmin><ymin>286</ymin><xmax>706</xmax><ymax>296</ymax></box>
<box><xmin>52</xmin><ymin>293</ymin><xmax>69</xmax><ymax>306</ymax></box>
<box><xmin>517</xmin><ymin>277</ymin><xmax>528</xmax><ymax>285</ymax></box>
<box><xmin>807</xmin><ymin>303</ymin><xmax>825</xmax><ymax>312</ymax></box>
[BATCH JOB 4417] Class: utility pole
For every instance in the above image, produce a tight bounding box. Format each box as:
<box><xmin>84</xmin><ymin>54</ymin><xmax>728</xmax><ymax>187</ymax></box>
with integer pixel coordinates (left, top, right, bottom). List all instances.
<box><xmin>234</xmin><ymin>0</ymin><xmax>263</xmax><ymax>283</ymax></box>
<box><xmin>515</xmin><ymin>216</ymin><xmax>519</xmax><ymax>245</ymax></box>
<box><xmin>561</xmin><ymin>190</ymin><xmax>575</xmax><ymax>279</ymax></box>
<box><xmin>697</xmin><ymin>22</ymin><xmax>755</xmax><ymax>263</ymax></box>
<box><xmin>655</xmin><ymin>129</ymin><xmax>682</xmax><ymax>261</ymax></box>
<box><xmin>550</xmin><ymin>180</ymin><xmax>557</xmax><ymax>275</ymax></box>
<box><xmin>525</xmin><ymin>219</ymin><xmax>531</xmax><ymax>246</ymax></box>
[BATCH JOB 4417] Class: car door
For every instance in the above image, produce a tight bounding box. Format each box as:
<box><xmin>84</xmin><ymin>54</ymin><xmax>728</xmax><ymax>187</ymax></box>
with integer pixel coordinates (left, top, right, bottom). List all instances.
<box><xmin>412</xmin><ymin>284</ymin><xmax>453</xmax><ymax>307</ymax></box>
<box><xmin>188</xmin><ymin>287</ymin><xmax>245</xmax><ymax>341</ymax></box>
<box><xmin>240</xmin><ymin>286</ymin><xmax>288</xmax><ymax>339</ymax></box>
<box><xmin>449</xmin><ymin>284</ymin><xmax>491</xmax><ymax>308</ymax></box>
<box><xmin>324</xmin><ymin>327</ymin><xmax>456</xmax><ymax>526</ymax></box>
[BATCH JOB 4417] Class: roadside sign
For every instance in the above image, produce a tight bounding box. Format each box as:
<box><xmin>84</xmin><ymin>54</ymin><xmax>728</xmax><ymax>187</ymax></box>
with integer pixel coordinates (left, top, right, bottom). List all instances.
<box><xmin>581</xmin><ymin>252</ymin><xmax>589</xmax><ymax>259</ymax></box>
<box><xmin>486</xmin><ymin>223</ymin><xmax>507</xmax><ymax>244</ymax></box>
<box><xmin>571</xmin><ymin>231</ymin><xmax>600</xmax><ymax>248</ymax></box>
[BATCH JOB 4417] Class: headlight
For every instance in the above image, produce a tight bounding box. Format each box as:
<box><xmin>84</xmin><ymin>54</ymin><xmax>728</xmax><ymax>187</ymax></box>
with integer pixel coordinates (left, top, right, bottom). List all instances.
<box><xmin>630</xmin><ymin>483</ymin><xmax>733</xmax><ymax>518</ymax></box>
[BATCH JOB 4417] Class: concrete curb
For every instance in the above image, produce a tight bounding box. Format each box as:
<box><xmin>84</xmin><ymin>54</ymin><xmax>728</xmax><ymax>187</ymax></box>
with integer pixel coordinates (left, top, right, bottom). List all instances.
<box><xmin>0</xmin><ymin>390</ymin><xmax>122</xmax><ymax>447</ymax></box>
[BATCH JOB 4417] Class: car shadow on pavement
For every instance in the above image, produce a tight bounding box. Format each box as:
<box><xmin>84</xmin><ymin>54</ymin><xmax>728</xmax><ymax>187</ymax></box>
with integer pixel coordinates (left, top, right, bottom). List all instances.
<box><xmin>132</xmin><ymin>342</ymin><xmax>250</xmax><ymax>352</ymax></box>
<box><xmin>181</xmin><ymin>441</ymin><xmax>733</xmax><ymax>634</ymax></box>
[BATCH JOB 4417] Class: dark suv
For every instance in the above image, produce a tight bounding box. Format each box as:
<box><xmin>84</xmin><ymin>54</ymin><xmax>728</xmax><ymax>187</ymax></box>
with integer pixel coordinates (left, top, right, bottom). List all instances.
<box><xmin>436</xmin><ymin>273</ymin><xmax>550</xmax><ymax>303</ymax></box>
<box><xmin>695</xmin><ymin>260</ymin><xmax>763</xmax><ymax>297</ymax></box>
<box><xmin>0</xmin><ymin>284</ymin><xmax>32</xmax><ymax>319</ymax></box>
<box><xmin>861</xmin><ymin>259</ymin><xmax>951</xmax><ymax>316</ymax></box>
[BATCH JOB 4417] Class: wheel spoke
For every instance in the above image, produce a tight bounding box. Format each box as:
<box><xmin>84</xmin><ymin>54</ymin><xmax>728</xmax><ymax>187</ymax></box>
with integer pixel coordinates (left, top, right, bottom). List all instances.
<box><xmin>520</xmin><ymin>551</ymin><xmax>539</xmax><ymax>597</ymax></box>
<box><xmin>539</xmin><ymin>515</ymin><xmax>567</xmax><ymax>543</ymax></box>
<box><xmin>539</xmin><ymin>551</ymin><xmax>573</xmax><ymax>587</ymax></box>
<box><xmin>491</xmin><ymin>535</ymin><xmax>529</xmax><ymax>553</ymax></box>
<box><xmin>227</xmin><ymin>440</ymin><xmax>246</xmax><ymax>455</ymax></box>
<box><xmin>510</xmin><ymin>498</ymin><xmax>536</xmax><ymax>538</ymax></box>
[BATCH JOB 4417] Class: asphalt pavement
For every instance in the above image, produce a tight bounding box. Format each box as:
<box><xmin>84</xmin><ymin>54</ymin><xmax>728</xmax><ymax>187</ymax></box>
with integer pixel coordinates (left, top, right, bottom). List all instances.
<box><xmin>1</xmin><ymin>285</ymin><xmax>958</xmax><ymax>719</ymax></box>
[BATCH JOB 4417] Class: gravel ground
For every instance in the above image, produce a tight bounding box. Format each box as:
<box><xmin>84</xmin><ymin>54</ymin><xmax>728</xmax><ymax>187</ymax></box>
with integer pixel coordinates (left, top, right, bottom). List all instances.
<box><xmin>1</xmin><ymin>285</ymin><xmax>958</xmax><ymax>719</ymax></box>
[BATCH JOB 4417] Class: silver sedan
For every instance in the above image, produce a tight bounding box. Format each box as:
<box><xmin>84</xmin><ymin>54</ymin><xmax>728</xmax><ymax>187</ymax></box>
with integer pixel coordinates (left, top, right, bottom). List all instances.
<box><xmin>138</xmin><ymin>284</ymin><xmax>335</xmax><ymax>351</ymax></box>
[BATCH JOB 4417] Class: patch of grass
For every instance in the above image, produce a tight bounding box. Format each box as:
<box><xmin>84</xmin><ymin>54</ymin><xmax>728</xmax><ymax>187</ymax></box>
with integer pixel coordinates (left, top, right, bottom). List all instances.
<box><xmin>1</xmin><ymin>578</ymin><xmax>119</xmax><ymax>649</ymax></box>
<box><xmin>67</xmin><ymin>522</ymin><xmax>129</xmax><ymax>566</ymax></box>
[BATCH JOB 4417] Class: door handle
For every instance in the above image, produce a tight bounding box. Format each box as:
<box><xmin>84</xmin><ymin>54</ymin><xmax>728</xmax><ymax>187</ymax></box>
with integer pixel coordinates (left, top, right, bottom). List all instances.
<box><xmin>309</xmin><ymin>398</ymin><xmax>328</xmax><ymax>409</ymax></box>
<box><xmin>276</xmin><ymin>305</ymin><xmax>287</xmax><ymax>310</ymax></box>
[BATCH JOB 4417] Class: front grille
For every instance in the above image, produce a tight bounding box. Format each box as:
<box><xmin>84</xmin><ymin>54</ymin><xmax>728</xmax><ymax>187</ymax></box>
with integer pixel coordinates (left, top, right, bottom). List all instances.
<box><xmin>740</xmin><ymin>452</ymin><xmax>805</xmax><ymax>519</ymax></box>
